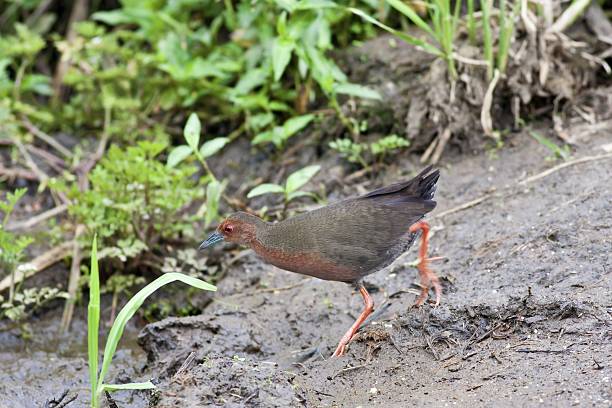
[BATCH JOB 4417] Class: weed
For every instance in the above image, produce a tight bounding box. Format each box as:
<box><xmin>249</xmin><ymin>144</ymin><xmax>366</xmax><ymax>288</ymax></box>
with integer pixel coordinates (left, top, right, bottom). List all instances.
<box><xmin>0</xmin><ymin>188</ymin><xmax>33</xmax><ymax>302</ymax></box>
<box><xmin>87</xmin><ymin>235</ymin><xmax>216</xmax><ymax>407</ymax></box>
<box><xmin>247</xmin><ymin>165</ymin><xmax>321</xmax><ymax>205</ymax></box>
<box><xmin>62</xmin><ymin>141</ymin><xmax>200</xmax><ymax>263</ymax></box>
<box><xmin>330</xmin><ymin>134</ymin><xmax>410</xmax><ymax>168</ymax></box>
<box><xmin>530</xmin><ymin>131</ymin><xmax>571</xmax><ymax>161</ymax></box>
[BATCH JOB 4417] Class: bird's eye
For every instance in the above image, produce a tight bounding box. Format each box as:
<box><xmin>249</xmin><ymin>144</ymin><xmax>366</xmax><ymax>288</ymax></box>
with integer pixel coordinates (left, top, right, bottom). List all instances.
<box><xmin>224</xmin><ymin>225</ymin><xmax>234</xmax><ymax>233</ymax></box>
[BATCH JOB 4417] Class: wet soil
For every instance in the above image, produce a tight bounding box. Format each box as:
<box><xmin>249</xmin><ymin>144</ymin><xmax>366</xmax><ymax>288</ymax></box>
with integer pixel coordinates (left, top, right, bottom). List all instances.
<box><xmin>137</xmin><ymin>126</ymin><xmax>612</xmax><ymax>407</ymax></box>
<box><xmin>0</xmin><ymin>299</ymin><xmax>148</xmax><ymax>408</ymax></box>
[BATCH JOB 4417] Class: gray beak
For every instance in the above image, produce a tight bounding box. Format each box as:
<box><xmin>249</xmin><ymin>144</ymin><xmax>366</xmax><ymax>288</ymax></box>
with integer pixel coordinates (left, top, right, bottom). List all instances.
<box><xmin>199</xmin><ymin>231</ymin><xmax>224</xmax><ymax>249</ymax></box>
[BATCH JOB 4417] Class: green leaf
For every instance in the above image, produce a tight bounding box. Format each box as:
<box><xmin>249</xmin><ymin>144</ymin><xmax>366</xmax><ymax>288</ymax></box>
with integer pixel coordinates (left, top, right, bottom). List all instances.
<box><xmin>285</xmin><ymin>165</ymin><xmax>320</xmax><ymax>194</ymax></box>
<box><xmin>200</xmin><ymin>138</ymin><xmax>230</xmax><ymax>158</ymax></box>
<box><xmin>346</xmin><ymin>7</ymin><xmax>443</xmax><ymax>58</ymax></box>
<box><xmin>247</xmin><ymin>183</ymin><xmax>285</xmax><ymax>198</ymax></box>
<box><xmin>272</xmin><ymin>37</ymin><xmax>295</xmax><ymax>81</ymax></box>
<box><xmin>205</xmin><ymin>179</ymin><xmax>225</xmax><ymax>227</ymax></box>
<box><xmin>184</xmin><ymin>113</ymin><xmax>201</xmax><ymax>153</ymax></box>
<box><xmin>92</xmin><ymin>10</ymin><xmax>132</xmax><ymax>25</ymax></box>
<box><xmin>97</xmin><ymin>273</ymin><xmax>216</xmax><ymax>393</ymax></box>
<box><xmin>166</xmin><ymin>145</ymin><xmax>192</xmax><ymax>168</ymax></box>
<box><xmin>88</xmin><ymin>235</ymin><xmax>100</xmax><ymax>401</ymax></box>
<box><xmin>286</xmin><ymin>190</ymin><xmax>317</xmax><ymax>202</ymax></box>
<box><xmin>102</xmin><ymin>381</ymin><xmax>156</xmax><ymax>391</ymax></box>
<box><xmin>283</xmin><ymin>114</ymin><xmax>315</xmax><ymax>138</ymax></box>
<box><xmin>386</xmin><ymin>0</ymin><xmax>435</xmax><ymax>38</ymax></box>
<box><xmin>334</xmin><ymin>83</ymin><xmax>381</xmax><ymax>100</ymax></box>
<box><xmin>252</xmin><ymin>130</ymin><xmax>275</xmax><ymax>145</ymax></box>
<box><xmin>233</xmin><ymin>69</ymin><xmax>267</xmax><ymax>95</ymax></box>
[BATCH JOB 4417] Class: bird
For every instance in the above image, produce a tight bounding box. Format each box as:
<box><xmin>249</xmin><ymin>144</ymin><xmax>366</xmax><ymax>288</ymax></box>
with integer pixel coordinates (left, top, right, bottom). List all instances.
<box><xmin>201</xmin><ymin>166</ymin><xmax>441</xmax><ymax>357</ymax></box>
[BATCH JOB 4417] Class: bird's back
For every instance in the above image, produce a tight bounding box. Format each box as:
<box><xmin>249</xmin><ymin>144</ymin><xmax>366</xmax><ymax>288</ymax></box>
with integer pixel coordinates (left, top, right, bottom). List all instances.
<box><xmin>256</xmin><ymin>167</ymin><xmax>439</xmax><ymax>282</ymax></box>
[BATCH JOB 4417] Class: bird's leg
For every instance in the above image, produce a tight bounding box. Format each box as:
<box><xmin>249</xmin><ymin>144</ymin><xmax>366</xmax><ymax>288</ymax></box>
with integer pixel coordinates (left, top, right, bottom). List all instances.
<box><xmin>332</xmin><ymin>282</ymin><xmax>374</xmax><ymax>357</ymax></box>
<box><xmin>409</xmin><ymin>221</ymin><xmax>442</xmax><ymax>307</ymax></box>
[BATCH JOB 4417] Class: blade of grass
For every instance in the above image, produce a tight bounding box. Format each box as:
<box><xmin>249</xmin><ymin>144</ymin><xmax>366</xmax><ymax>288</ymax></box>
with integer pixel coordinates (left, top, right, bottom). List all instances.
<box><xmin>346</xmin><ymin>7</ymin><xmax>444</xmax><ymax>58</ymax></box>
<box><xmin>386</xmin><ymin>0</ymin><xmax>435</xmax><ymax>38</ymax></box>
<box><xmin>497</xmin><ymin>0</ymin><xmax>521</xmax><ymax>74</ymax></box>
<box><xmin>482</xmin><ymin>0</ymin><xmax>494</xmax><ymax>80</ymax></box>
<box><xmin>547</xmin><ymin>0</ymin><xmax>590</xmax><ymax>33</ymax></box>
<box><xmin>87</xmin><ymin>235</ymin><xmax>100</xmax><ymax>407</ymax></box>
<box><xmin>96</xmin><ymin>273</ymin><xmax>216</xmax><ymax>396</ymax></box>
<box><xmin>467</xmin><ymin>0</ymin><xmax>476</xmax><ymax>44</ymax></box>
<box><xmin>102</xmin><ymin>382</ymin><xmax>156</xmax><ymax>391</ymax></box>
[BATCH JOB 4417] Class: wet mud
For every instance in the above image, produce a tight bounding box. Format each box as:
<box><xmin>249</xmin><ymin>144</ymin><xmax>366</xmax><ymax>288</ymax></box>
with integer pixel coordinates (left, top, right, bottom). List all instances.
<box><xmin>139</xmin><ymin>127</ymin><xmax>612</xmax><ymax>407</ymax></box>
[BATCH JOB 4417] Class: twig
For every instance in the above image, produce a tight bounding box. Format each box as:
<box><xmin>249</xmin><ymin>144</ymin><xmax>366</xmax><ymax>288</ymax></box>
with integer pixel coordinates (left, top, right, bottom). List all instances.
<box><xmin>44</xmin><ymin>388</ymin><xmax>77</xmax><ymax>408</ymax></box>
<box><xmin>26</xmin><ymin>144</ymin><xmax>67</xmax><ymax>172</ymax></box>
<box><xmin>430</xmin><ymin>128</ymin><xmax>452</xmax><ymax>164</ymax></box>
<box><xmin>75</xmin><ymin>131</ymin><xmax>110</xmax><ymax>190</ymax></box>
<box><xmin>420</xmin><ymin>136</ymin><xmax>438</xmax><ymax>164</ymax></box>
<box><xmin>0</xmin><ymin>165</ymin><xmax>38</xmax><ymax>180</ymax></box>
<box><xmin>60</xmin><ymin>225</ymin><xmax>85</xmax><ymax>332</ymax></box>
<box><xmin>21</xmin><ymin>116</ymin><xmax>73</xmax><ymax>158</ymax></box>
<box><xmin>5</xmin><ymin>204</ymin><xmax>68</xmax><ymax>231</ymax></box>
<box><xmin>52</xmin><ymin>0</ymin><xmax>88</xmax><ymax>100</ymax></box>
<box><xmin>172</xmin><ymin>351</ymin><xmax>197</xmax><ymax>382</ymax></box>
<box><xmin>518</xmin><ymin>153</ymin><xmax>612</xmax><ymax>185</ymax></box>
<box><xmin>332</xmin><ymin>364</ymin><xmax>366</xmax><ymax>379</ymax></box>
<box><xmin>0</xmin><ymin>241</ymin><xmax>73</xmax><ymax>292</ymax></box>
<box><xmin>433</xmin><ymin>190</ymin><xmax>496</xmax><ymax>219</ymax></box>
<box><xmin>12</xmin><ymin>137</ymin><xmax>49</xmax><ymax>185</ymax></box>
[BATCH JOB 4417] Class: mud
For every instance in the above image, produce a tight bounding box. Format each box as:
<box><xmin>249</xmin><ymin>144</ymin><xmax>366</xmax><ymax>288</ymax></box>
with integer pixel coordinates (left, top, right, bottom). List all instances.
<box><xmin>137</xmin><ymin>123</ymin><xmax>612</xmax><ymax>407</ymax></box>
<box><xmin>0</xmin><ymin>299</ymin><xmax>148</xmax><ymax>408</ymax></box>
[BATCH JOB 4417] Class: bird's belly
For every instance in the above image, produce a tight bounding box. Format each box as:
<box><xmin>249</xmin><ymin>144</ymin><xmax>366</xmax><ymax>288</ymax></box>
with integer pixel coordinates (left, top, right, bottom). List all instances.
<box><xmin>252</xmin><ymin>244</ymin><xmax>358</xmax><ymax>282</ymax></box>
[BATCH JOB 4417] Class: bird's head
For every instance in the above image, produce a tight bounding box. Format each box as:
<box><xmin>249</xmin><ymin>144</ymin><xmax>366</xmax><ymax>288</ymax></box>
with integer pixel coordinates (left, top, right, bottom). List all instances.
<box><xmin>200</xmin><ymin>211</ymin><xmax>262</xmax><ymax>249</ymax></box>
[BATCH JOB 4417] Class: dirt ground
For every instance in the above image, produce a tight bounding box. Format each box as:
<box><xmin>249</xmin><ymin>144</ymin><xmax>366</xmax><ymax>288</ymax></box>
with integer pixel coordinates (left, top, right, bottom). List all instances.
<box><xmin>1</xmin><ymin>32</ymin><xmax>611</xmax><ymax>408</ymax></box>
<box><xmin>135</xmin><ymin>127</ymin><xmax>612</xmax><ymax>407</ymax></box>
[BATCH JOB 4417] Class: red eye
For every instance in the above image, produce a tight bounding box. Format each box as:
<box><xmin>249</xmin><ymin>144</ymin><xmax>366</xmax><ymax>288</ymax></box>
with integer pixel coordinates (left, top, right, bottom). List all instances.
<box><xmin>224</xmin><ymin>225</ymin><xmax>234</xmax><ymax>233</ymax></box>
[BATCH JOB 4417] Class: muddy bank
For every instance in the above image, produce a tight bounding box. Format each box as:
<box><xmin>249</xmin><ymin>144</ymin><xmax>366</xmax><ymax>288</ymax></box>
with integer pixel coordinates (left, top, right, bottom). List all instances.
<box><xmin>0</xmin><ymin>302</ymin><xmax>148</xmax><ymax>408</ymax></box>
<box><xmin>137</xmin><ymin>124</ymin><xmax>612</xmax><ymax>407</ymax></box>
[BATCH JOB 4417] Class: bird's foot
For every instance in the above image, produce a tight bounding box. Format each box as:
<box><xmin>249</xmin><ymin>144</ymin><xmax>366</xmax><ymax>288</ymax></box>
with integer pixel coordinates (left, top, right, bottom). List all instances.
<box><xmin>409</xmin><ymin>221</ymin><xmax>442</xmax><ymax>307</ymax></box>
<box><xmin>331</xmin><ymin>283</ymin><xmax>374</xmax><ymax>357</ymax></box>
<box><xmin>332</xmin><ymin>331</ymin><xmax>356</xmax><ymax>357</ymax></box>
<box><xmin>413</xmin><ymin>263</ymin><xmax>442</xmax><ymax>307</ymax></box>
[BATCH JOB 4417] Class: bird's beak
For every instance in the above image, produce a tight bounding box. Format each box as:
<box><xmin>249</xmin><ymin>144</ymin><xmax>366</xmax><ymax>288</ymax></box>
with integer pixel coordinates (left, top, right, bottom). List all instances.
<box><xmin>199</xmin><ymin>231</ymin><xmax>224</xmax><ymax>249</ymax></box>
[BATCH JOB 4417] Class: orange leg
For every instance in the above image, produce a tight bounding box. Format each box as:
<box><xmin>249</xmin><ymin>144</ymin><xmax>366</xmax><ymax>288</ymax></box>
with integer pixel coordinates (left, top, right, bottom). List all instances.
<box><xmin>409</xmin><ymin>221</ymin><xmax>442</xmax><ymax>307</ymax></box>
<box><xmin>332</xmin><ymin>283</ymin><xmax>374</xmax><ymax>357</ymax></box>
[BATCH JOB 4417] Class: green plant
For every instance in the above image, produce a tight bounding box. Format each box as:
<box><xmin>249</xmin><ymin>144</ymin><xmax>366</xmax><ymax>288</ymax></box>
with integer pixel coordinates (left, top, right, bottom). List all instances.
<box><xmin>530</xmin><ymin>131</ymin><xmax>571</xmax><ymax>161</ymax></box>
<box><xmin>0</xmin><ymin>287</ymin><xmax>67</xmax><ymax>324</ymax></box>
<box><xmin>88</xmin><ymin>235</ymin><xmax>216</xmax><ymax>407</ymax></box>
<box><xmin>252</xmin><ymin>114</ymin><xmax>315</xmax><ymax>149</ymax></box>
<box><xmin>167</xmin><ymin>113</ymin><xmax>228</xmax><ymax>227</ymax></box>
<box><xmin>0</xmin><ymin>188</ymin><xmax>34</xmax><ymax>302</ymax></box>
<box><xmin>330</xmin><ymin>134</ymin><xmax>410</xmax><ymax>168</ymax></box>
<box><xmin>247</xmin><ymin>165</ymin><xmax>320</xmax><ymax>205</ymax></box>
<box><xmin>329</xmin><ymin>138</ymin><xmax>368</xmax><ymax>168</ymax></box>
<box><xmin>370</xmin><ymin>134</ymin><xmax>410</xmax><ymax>161</ymax></box>
<box><xmin>101</xmin><ymin>274</ymin><xmax>146</xmax><ymax>325</ymax></box>
<box><xmin>64</xmin><ymin>141</ymin><xmax>200</xmax><ymax>262</ymax></box>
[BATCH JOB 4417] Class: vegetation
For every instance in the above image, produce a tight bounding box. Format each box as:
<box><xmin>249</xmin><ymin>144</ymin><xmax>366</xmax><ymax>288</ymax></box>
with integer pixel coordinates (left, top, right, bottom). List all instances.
<box><xmin>87</xmin><ymin>235</ymin><xmax>216</xmax><ymax>407</ymax></box>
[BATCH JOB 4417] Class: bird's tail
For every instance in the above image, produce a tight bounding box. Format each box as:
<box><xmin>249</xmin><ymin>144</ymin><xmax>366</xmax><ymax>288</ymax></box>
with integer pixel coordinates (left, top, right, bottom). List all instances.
<box><xmin>363</xmin><ymin>165</ymin><xmax>440</xmax><ymax>203</ymax></box>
